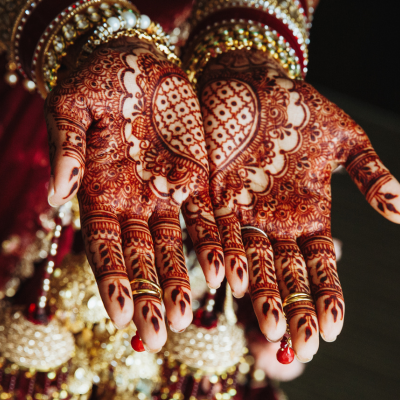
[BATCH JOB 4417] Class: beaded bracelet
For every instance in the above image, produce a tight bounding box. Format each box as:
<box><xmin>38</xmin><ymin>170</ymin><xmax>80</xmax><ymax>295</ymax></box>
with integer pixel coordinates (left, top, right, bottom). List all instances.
<box><xmin>183</xmin><ymin>19</ymin><xmax>302</xmax><ymax>89</ymax></box>
<box><xmin>2</xmin><ymin>0</ymin><xmax>179</xmax><ymax>97</ymax></box>
<box><xmin>183</xmin><ymin>0</ymin><xmax>312</xmax><ymax>88</ymax></box>
<box><xmin>35</xmin><ymin>0</ymin><xmax>178</xmax><ymax>96</ymax></box>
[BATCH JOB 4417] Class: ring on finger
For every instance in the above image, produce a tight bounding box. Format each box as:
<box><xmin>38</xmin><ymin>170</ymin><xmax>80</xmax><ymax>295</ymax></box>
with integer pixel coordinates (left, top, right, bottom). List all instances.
<box><xmin>282</xmin><ymin>292</ymin><xmax>314</xmax><ymax>309</ymax></box>
<box><xmin>241</xmin><ymin>225</ymin><xmax>268</xmax><ymax>239</ymax></box>
<box><xmin>130</xmin><ymin>278</ymin><xmax>163</xmax><ymax>301</ymax></box>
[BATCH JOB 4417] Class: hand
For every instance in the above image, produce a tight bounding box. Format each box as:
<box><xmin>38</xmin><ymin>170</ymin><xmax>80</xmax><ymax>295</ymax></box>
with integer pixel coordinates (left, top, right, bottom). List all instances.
<box><xmin>45</xmin><ymin>38</ymin><xmax>224</xmax><ymax>351</ymax></box>
<box><xmin>199</xmin><ymin>50</ymin><xmax>400</xmax><ymax>362</ymax></box>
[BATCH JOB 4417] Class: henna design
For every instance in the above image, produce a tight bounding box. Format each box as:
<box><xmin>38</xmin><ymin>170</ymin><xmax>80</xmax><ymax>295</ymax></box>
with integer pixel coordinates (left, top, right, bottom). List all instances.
<box><xmin>300</xmin><ymin>236</ymin><xmax>344</xmax><ymax>323</ymax></box>
<box><xmin>198</xmin><ymin>49</ymin><xmax>398</xmax><ymax>342</ymax></box>
<box><xmin>108</xmin><ymin>279</ymin><xmax>131</xmax><ymax>309</ymax></box>
<box><xmin>242</xmin><ymin>231</ymin><xmax>282</xmax><ymax>325</ymax></box>
<box><xmin>149</xmin><ymin>212</ymin><xmax>191</xmax><ymax>315</ymax></box>
<box><xmin>201</xmin><ymin>50</ymin><xmax>396</xmax><ymax>240</ymax></box>
<box><xmin>214</xmin><ymin>212</ymin><xmax>247</xmax><ymax>280</ymax></box>
<box><xmin>273</xmin><ymin>242</ymin><xmax>311</xmax><ymax>294</ymax></box>
<box><xmin>45</xmin><ymin>38</ymin><xmax>222</xmax><ymax>333</ymax></box>
<box><xmin>285</xmin><ymin>301</ymin><xmax>318</xmax><ymax>342</ymax></box>
<box><xmin>181</xmin><ymin>193</ymin><xmax>224</xmax><ymax>277</ymax></box>
<box><xmin>141</xmin><ymin>298</ymin><xmax>164</xmax><ymax>333</ymax></box>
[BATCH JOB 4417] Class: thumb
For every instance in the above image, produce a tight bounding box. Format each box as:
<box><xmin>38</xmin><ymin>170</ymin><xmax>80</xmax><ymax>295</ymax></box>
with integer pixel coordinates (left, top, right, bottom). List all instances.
<box><xmin>45</xmin><ymin>103</ymin><xmax>89</xmax><ymax>207</ymax></box>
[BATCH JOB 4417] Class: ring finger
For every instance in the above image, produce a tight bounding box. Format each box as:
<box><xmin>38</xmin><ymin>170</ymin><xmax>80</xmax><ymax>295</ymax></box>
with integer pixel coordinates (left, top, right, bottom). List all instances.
<box><xmin>120</xmin><ymin>213</ymin><xmax>167</xmax><ymax>352</ymax></box>
<box><xmin>241</xmin><ymin>227</ymin><xmax>286</xmax><ymax>342</ymax></box>
<box><xmin>273</xmin><ymin>239</ymin><xmax>319</xmax><ymax>363</ymax></box>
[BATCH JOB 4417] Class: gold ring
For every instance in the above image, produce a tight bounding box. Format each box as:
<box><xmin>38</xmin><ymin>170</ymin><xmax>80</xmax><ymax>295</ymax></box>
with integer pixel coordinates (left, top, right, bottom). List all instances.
<box><xmin>241</xmin><ymin>226</ymin><xmax>268</xmax><ymax>239</ymax></box>
<box><xmin>130</xmin><ymin>278</ymin><xmax>163</xmax><ymax>301</ymax></box>
<box><xmin>282</xmin><ymin>292</ymin><xmax>314</xmax><ymax>309</ymax></box>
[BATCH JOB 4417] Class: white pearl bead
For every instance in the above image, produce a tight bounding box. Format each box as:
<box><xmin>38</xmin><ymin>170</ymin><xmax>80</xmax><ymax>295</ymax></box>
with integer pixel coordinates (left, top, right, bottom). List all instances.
<box><xmin>122</xmin><ymin>11</ymin><xmax>137</xmax><ymax>28</ymax></box>
<box><xmin>107</xmin><ymin>17</ymin><xmax>120</xmax><ymax>32</ymax></box>
<box><xmin>140</xmin><ymin>15</ymin><xmax>151</xmax><ymax>29</ymax></box>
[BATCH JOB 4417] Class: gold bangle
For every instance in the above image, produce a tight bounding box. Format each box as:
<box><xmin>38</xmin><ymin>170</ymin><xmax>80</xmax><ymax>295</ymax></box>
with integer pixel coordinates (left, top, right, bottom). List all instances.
<box><xmin>130</xmin><ymin>278</ymin><xmax>163</xmax><ymax>301</ymax></box>
<box><xmin>31</xmin><ymin>0</ymin><xmax>178</xmax><ymax>97</ymax></box>
<box><xmin>183</xmin><ymin>20</ymin><xmax>302</xmax><ymax>89</ymax></box>
<box><xmin>282</xmin><ymin>292</ymin><xmax>314</xmax><ymax>309</ymax></box>
<box><xmin>189</xmin><ymin>0</ymin><xmax>308</xmax><ymax>43</ymax></box>
<box><xmin>78</xmin><ymin>26</ymin><xmax>181</xmax><ymax>68</ymax></box>
<box><xmin>35</xmin><ymin>0</ymin><xmax>137</xmax><ymax>95</ymax></box>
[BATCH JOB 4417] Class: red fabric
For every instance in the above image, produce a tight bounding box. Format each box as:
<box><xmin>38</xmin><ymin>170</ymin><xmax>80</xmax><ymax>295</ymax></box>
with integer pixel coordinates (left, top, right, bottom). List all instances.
<box><xmin>0</xmin><ymin>56</ymin><xmax>51</xmax><ymax>291</ymax></box>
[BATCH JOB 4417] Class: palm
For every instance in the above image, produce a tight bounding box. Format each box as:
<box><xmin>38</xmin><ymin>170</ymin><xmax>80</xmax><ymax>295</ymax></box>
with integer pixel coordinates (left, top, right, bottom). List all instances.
<box><xmin>199</xmin><ymin>50</ymin><xmax>400</xmax><ymax>361</ymax></box>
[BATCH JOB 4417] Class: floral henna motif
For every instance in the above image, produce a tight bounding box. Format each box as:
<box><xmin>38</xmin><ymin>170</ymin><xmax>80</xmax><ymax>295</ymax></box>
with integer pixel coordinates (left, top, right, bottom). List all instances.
<box><xmin>346</xmin><ymin>149</ymin><xmax>399</xmax><ymax>215</ymax></box>
<box><xmin>120</xmin><ymin>215</ymin><xmax>158</xmax><ymax>285</ymax></box>
<box><xmin>181</xmin><ymin>193</ymin><xmax>224</xmax><ymax>278</ymax></box>
<box><xmin>81</xmin><ymin>207</ymin><xmax>126</xmax><ymax>280</ymax></box>
<box><xmin>201</xmin><ymin>50</ymin><xmax>398</xmax><ymax>239</ymax></box>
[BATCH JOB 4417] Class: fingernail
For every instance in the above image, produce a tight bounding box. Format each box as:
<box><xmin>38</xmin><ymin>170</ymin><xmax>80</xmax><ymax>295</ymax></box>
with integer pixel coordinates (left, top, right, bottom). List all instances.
<box><xmin>207</xmin><ymin>283</ymin><xmax>221</xmax><ymax>290</ymax></box>
<box><xmin>48</xmin><ymin>176</ymin><xmax>56</xmax><ymax>207</ymax></box>
<box><xmin>169</xmin><ymin>325</ymin><xmax>186</xmax><ymax>333</ymax></box>
<box><xmin>321</xmin><ymin>332</ymin><xmax>337</xmax><ymax>343</ymax></box>
<box><xmin>232</xmin><ymin>291</ymin><xmax>244</xmax><ymax>299</ymax></box>
<box><xmin>143</xmin><ymin>344</ymin><xmax>162</xmax><ymax>353</ymax></box>
<box><xmin>265</xmin><ymin>335</ymin><xmax>282</xmax><ymax>343</ymax></box>
<box><xmin>112</xmin><ymin>322</ymin><xmax>130</xmax><ymax>330</ymax></box>
<box><xmin>295</xmin><ymin>354</ymin><xmax>313</xmax><ymax>364</ymax></box>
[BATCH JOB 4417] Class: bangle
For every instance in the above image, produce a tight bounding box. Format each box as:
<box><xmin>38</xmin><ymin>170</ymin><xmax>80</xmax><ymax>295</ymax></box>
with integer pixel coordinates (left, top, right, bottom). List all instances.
<box><xmin>34</xmin><ymin>0</ymin><xmax>179</xmax><ymax>96</ymax></box>
<box><xmin>2</xmin><ymin>0</ymin><xmax>179</xmax><ymax>97</ymax></box>
<box><xmin>183</xmin><ymin>0</ymin><xmax>312</xmax><ymax>88</ymax></box>
<box><xmin>184</xmin><ymin>19</ymin><xmax>302</xmax><ymax>88</ymax></box>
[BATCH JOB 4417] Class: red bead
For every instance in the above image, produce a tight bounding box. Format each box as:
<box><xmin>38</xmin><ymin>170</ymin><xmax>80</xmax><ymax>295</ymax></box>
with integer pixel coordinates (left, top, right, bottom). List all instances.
<box><xmin>276</xmin><ymin>346</ymin><xmax>295</xmax><ymax>364</ymax></box>
<box><xmin>192</xmin><ymin>308</ymin><xmax>218</xmax><ymax>329</ymax></box>
<box><xmin>131</xmin><ymin>333</ymin><xmax>145</xmax><ymax>352</ymax></box>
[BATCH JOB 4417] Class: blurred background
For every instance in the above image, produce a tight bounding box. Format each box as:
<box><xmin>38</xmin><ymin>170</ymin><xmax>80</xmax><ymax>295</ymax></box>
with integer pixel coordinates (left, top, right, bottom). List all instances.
<box><xmin>281</xmin><ymin>0</ymin><xmax>400</xmax><ymax>398</ymax></box>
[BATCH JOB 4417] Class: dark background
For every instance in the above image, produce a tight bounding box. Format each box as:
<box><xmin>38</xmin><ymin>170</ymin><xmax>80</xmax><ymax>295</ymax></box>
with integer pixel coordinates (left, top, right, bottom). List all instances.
<box><xmin>281</xmin><ymin>0</ymin><xmax>400</xmax><ymax>399</ymax></box>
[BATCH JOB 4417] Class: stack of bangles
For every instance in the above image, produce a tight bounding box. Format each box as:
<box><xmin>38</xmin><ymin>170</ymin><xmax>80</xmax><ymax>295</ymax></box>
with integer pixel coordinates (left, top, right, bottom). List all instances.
<box><xmin>130</xmin><ymin>278</ymin><xmax>163</xmax><ymax>301</ymax></box>
<box><xmin>1</xmin><ymin>0</ymin><xmax>180</xmax><ymax>98</ymax></box>
<box><xmin>182</xmin><ymin>0</ymin><xmax>315</xmax><ymax>88</ymax></box>
<box><xmin>1</xmin><ymin>0</ymin><xmax>319</xmax><ymax>97</ymax></box>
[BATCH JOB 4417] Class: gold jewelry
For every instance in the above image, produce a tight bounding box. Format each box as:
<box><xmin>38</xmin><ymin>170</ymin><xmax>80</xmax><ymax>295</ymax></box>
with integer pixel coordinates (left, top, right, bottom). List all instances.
<box><xmin>183</xmin><ymin>0</ymin><xmax>311</xmax><ymax>87</ymax></box>
<box><xmin>33</xmin><ymin>0</ymin><xmax>179</xmax><ymax>96</ymax></box>
<box><xmin>184</xmin><ymin>20</ymin><xmax>302</xmax><ymax>88</ymax></box>
<box><xmin>190</xmin><ymin>0</ymin><xmax>309</xmax><ymax>43</ymax></box>
<box><xmin>282</xmin><ymin>292</ymin><xmax>314</xmax><ymax>309</ymax></box>
<box><xmin>241</xmin><ymin>225</ymin><xmax>269</xmax><ymax>239</ymax></box>
<box><xmin>130</xmin><ymin>278</ymin><xmax>163</xmax><ymax>301</ymax></box>
<box><xmin>79</xmin><ymin>25</ymin><xmax>181</xmax><ymax>67</ymax></box>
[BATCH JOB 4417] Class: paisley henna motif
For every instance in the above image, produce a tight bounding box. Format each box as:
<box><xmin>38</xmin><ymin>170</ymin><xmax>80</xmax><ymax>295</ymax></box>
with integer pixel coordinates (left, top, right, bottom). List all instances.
<box><xmin>45</xmin><ymin>38</ymin><xmax>224</xmax><ymax>338</ymax></box>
